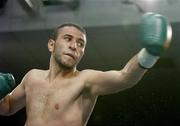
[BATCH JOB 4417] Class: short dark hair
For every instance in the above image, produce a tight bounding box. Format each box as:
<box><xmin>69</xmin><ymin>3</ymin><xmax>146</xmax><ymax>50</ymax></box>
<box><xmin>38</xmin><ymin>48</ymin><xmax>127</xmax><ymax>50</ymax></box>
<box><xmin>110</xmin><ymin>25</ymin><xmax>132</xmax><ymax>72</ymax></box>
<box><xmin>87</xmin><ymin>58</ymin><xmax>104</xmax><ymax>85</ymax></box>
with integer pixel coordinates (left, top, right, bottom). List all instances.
<box><xmin>50</xmin><ymin>23</ymin><xmax>86</xmax><ymax>40</ymax></box>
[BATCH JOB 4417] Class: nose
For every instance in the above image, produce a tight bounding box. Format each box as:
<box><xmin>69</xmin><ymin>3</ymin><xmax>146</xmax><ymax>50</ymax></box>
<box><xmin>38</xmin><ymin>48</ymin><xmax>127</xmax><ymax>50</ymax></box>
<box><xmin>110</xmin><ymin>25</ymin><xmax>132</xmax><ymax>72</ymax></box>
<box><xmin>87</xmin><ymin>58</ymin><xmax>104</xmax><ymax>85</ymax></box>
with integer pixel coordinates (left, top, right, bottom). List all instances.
<box><xmin>69</xmin><ymin>41</ymin><xmax>77</xmax><ymax>51</ymax></box>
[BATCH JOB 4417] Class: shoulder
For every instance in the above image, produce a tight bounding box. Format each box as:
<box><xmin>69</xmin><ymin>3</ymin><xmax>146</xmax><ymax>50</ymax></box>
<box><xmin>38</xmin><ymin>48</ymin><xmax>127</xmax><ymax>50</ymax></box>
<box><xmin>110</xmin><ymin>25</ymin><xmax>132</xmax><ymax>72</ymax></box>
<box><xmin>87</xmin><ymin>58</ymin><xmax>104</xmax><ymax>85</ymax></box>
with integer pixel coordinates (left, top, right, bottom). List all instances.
<box><xmin>79</xmin><ymin>69</ymin><xmax>106</xmax><ymax>80</ymax></box>
<box><xmin>79</xmin><ymin>69</ymin><xmax>103</xmax><ymax>86</ymax></box>
<box><xmin>26</xmin><ymin>69</ymin><xmax>47</xmax><ymax>76</ymax></box>
<box><xmin>80</xmin><ymin>69</ymin><xmax>102</xmax><ymax>75</ymax></box>
<box><xmin>28</xmin><ymin>68</ymin><xmax>46</xmax><ymax>73</ymax></box>
<box><xmin>23</xmin><ymin>69</ymin><xmax>47</xmax><ymax>81</ymax></box>
<box><xmin>20</xmin><ymin>69</ymin><xmax>47</xmax><ymax>87</ymax></box>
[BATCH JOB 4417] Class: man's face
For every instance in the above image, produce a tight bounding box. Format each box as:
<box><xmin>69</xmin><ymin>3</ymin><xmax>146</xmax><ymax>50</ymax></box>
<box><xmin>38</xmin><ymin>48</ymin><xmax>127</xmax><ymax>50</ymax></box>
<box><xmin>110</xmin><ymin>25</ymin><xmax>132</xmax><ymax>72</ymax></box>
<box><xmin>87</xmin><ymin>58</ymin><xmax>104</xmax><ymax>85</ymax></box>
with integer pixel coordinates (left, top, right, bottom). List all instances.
<box><xmin>49</xmin><ymin>26</ymin><xmax>87</xmax><ymax>69</ymax></box>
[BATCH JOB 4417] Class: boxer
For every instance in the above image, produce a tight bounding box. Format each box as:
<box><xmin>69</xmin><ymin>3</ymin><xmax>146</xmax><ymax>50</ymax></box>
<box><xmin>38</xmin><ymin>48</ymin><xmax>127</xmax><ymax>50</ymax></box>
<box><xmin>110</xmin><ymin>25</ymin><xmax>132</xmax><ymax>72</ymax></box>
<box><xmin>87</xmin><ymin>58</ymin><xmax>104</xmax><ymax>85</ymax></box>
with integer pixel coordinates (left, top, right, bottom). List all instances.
<box><xmin>0</xmin><ymin>13</ymin><xmax>172</xmax><ymax>126</ymax></box>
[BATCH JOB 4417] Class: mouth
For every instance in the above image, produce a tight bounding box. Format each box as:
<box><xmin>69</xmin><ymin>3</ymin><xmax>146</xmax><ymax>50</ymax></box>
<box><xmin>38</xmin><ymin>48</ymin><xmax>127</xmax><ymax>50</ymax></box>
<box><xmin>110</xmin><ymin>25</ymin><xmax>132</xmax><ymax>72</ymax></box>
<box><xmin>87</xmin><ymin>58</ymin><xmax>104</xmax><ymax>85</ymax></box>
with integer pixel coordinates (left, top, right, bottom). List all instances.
<box><xmin>65</xmin><ymin>53</ymin><xmax>75</xmax><ymax>60</ymax></box>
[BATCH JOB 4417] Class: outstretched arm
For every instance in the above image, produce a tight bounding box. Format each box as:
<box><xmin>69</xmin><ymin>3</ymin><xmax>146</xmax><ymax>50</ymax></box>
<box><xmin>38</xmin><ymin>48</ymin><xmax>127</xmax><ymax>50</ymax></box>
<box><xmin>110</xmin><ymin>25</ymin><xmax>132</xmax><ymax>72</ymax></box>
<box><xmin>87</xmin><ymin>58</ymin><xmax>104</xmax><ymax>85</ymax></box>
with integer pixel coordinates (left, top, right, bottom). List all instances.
<box><xmin>85</xmin><ymin>13</ymin><xmax>172</xmax><ymax>96</ymax></box>
<box><xmin>84</xmin><ymin>54</ymin><xmax>146</xmax><ymax>96</ymax></box>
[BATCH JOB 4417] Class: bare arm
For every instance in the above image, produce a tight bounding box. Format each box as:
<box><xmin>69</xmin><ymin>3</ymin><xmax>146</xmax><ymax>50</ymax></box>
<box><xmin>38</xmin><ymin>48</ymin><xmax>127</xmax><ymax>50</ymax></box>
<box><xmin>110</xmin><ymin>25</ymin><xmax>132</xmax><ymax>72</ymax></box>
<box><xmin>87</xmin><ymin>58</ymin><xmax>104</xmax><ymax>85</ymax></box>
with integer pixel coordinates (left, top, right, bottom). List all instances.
<box><xmin>0</xmin><ymin>71</ymin><xmax>30</xmax><ymax>116</ymax></box>
<box><xmin>84</xmin><ymin>54</ymin><xmax>147</xmax><ymax>96</ymax></box>
<box><xmin>0</xmin><ymin>83</ymin><xmax>25</xmax><ymax>116</ymax></box>
<box><xmin>83</xmin><ymin>13</ymin><xmax>171</xmax><ymax>96</ymax></box>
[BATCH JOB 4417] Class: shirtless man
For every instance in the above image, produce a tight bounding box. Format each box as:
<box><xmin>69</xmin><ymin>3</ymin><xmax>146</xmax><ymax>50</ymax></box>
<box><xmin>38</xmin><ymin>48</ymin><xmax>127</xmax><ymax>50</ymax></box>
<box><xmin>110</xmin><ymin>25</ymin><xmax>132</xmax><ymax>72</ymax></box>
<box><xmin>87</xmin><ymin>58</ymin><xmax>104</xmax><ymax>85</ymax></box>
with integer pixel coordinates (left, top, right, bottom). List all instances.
<box><xmin>0</xmin><ymin>13</ymin><xmax>172</xmax><ymax>126</ymax></box>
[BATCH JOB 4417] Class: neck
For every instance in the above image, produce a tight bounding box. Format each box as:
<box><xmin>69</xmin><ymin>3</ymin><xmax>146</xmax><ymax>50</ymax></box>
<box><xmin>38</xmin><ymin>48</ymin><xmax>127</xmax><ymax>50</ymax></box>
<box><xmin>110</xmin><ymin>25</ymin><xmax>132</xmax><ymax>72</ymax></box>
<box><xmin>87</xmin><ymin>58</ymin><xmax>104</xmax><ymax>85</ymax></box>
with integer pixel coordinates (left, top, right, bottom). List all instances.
<box><xmin>47</xmin><ymin>55</ymin><xmax>77</xmax><ymax>82</ymax></box>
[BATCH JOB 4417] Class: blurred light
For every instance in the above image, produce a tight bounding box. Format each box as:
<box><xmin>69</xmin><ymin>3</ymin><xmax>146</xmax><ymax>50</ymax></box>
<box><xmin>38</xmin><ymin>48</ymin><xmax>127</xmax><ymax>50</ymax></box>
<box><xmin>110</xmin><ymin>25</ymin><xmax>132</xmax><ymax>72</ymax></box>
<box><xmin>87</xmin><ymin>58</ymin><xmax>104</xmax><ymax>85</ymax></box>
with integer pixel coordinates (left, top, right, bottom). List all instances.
<box><xmin>25</xmin><ymin>0</ymin><xmax>33</xmax><ymax>8</ymax></box>
<box><xmin>135</xmin><ymin>0</ymin><xmax>160</xmax><ymax>13</ymax></box>
<box><xmin>17</xmin><ymin>0</ymin><xmax>44</xmax><ymax>16</ymax></box>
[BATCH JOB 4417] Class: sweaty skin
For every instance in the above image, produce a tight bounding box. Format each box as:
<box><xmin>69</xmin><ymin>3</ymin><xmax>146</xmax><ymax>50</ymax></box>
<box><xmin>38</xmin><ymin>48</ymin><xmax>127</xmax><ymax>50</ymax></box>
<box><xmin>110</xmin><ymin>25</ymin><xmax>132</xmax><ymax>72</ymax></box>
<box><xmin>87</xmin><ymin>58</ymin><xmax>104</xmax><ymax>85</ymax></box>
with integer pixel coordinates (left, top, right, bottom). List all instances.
<box><xmin>0</xmin><ymin>26</ymin><xmax>146</xmax><ymax>126</ymax></box>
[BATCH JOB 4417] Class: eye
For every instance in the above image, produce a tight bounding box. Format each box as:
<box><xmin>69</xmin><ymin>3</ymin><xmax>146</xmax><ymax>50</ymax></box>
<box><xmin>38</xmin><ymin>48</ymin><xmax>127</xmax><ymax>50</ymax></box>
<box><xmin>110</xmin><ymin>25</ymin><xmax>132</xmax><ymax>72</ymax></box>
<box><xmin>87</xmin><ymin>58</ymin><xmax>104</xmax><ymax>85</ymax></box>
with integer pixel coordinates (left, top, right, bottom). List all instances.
<box><xmin>77</xmin><ymin>41</ymin><xmax>84</xmax><ymax>48</ymax></box>
<box><xmin>64</xmin><ymin>36</ymin><xmax>72</xmax><ymax>42</ymax></box>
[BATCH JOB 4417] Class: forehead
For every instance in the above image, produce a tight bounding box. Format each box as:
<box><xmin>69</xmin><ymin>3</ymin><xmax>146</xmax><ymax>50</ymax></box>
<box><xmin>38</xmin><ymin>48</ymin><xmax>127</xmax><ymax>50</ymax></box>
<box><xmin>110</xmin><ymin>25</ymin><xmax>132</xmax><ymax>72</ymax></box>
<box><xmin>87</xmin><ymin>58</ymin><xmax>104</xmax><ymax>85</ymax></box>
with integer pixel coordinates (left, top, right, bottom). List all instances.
<box><xmin>58</xmin><ymin>26</ymin><xmax>86</xmax><ymax>41</ymax></box>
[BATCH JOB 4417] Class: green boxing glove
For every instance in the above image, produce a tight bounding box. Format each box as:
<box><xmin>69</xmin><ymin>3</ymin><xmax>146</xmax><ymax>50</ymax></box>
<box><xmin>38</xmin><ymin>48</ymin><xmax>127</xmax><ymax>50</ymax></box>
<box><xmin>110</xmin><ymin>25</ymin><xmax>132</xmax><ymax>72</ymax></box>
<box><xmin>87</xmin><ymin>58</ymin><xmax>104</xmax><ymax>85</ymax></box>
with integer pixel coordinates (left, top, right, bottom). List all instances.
<box><xmin>0</xmin><ymin>73</ymin><xmax>15</xmax><ymax>100</ymax></box>
<box><xmin>138</xmin><ymin>12</ymin><xmax>172</xmax><ymax>69</ymax></box>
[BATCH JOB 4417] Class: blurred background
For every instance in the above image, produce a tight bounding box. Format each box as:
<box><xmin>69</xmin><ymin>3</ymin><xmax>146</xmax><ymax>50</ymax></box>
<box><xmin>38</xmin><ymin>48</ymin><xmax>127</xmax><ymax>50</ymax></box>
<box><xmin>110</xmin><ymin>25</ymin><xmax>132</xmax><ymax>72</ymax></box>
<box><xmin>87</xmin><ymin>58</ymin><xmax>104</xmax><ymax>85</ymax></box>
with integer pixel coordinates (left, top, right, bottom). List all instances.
<box><xmin>0</xmin><ymin>0</ymin><xmax>180</xmax><ymax>125</ymax></box>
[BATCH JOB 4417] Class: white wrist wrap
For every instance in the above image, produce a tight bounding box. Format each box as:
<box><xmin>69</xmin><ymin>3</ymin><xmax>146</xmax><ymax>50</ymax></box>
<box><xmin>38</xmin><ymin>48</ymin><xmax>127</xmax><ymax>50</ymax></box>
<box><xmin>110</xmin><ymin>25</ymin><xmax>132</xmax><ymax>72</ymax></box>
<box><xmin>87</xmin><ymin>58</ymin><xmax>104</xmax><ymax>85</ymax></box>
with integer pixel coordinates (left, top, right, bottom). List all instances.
<box><xmin>138</xmin><ymin>48</ymin><xmax>159</xmax><ymax>69</ymax></box>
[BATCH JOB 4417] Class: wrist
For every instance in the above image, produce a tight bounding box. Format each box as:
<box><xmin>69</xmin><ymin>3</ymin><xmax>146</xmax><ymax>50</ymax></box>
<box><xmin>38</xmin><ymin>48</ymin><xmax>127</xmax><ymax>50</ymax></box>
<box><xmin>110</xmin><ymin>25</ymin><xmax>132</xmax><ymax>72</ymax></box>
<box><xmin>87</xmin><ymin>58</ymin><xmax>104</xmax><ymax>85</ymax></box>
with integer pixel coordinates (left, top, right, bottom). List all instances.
<box><xmin>138</xmin><ymin>48</ymin><xmax>159</xmax><ymax>69</ymax></box>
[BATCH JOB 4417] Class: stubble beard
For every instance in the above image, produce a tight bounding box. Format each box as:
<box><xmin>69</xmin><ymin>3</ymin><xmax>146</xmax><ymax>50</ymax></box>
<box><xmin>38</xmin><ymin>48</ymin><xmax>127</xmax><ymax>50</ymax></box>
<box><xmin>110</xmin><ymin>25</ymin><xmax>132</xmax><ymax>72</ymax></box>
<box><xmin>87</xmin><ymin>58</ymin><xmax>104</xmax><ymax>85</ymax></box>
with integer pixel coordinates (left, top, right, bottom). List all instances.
<box><xmin>54</xmin><ymin>53</ymin><xmax>76</xmax><ymax>70</ymax></box>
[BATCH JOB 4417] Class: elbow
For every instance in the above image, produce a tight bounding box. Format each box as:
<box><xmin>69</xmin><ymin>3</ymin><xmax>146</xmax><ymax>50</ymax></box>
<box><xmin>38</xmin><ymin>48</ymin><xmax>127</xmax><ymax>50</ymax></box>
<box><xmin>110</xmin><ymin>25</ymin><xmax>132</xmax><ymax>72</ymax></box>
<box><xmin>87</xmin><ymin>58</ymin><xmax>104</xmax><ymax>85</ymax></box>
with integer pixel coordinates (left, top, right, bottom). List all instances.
<box><xmin>0</xmin><ymin>109</ymin><xmax>16</xmax><ymax>116</ymax></box>
<box><xmin>125</xmin><ymin>77</ymin><xmax>141</xmax><ymax>89</ymax></box>
<box><xmin>0</xmin><ymin>104</ymin><xmax>16</xmax><ymax>116</ymax></box>
<box><xmin>0</xmin><ymin>109</ymin><xmax>12</xmax><ymax>116</ymax></box>
<box><xmin>0</xmin><ymin>97</ymin><xmax>15</xmax><ymax>116</ymax></box>
<box><xmin>120</xmin><ymin>71</ymin><xmax>141</xmax><ymax>89</ymax></box>
<box><xmin>5</xmin><ymin>110</ymin><xmax>16</xmax><ymax>116</ymax></box>
<box><xmin>129</xmin><ymin>81</ymin><xmax>138</xmax><ymax>89</ymax></box>
<box><xmin>1</xmin><ymin>113</ymin><xmax>12</xmax><ymax>116</ymax></box>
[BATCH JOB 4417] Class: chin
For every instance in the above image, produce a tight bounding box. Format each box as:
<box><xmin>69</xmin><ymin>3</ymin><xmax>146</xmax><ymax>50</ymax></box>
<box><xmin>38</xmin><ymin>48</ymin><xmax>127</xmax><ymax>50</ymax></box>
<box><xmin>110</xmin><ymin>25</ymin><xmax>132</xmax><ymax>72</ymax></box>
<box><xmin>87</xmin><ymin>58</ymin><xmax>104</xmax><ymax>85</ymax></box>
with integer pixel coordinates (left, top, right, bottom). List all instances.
<box><xmin>61</xmin><ymin>62</ymin><xmax>76</xmax><ymax>69</ymax></box>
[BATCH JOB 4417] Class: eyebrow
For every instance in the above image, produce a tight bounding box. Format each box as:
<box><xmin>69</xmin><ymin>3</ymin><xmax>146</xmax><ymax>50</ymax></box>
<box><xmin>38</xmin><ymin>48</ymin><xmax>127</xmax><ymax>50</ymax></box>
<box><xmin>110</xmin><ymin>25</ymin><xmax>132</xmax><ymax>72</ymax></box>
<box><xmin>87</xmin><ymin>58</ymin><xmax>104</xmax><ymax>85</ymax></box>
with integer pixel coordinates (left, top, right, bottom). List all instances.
<box><xmin>64</xmin><ymin>34</ymin><xmax>73</xmax><ymax>38</ymax></box>
<box><xmin>63</xmin><ymin>34</ymin><xmax>85</xmax><ymax>43</ymax></box>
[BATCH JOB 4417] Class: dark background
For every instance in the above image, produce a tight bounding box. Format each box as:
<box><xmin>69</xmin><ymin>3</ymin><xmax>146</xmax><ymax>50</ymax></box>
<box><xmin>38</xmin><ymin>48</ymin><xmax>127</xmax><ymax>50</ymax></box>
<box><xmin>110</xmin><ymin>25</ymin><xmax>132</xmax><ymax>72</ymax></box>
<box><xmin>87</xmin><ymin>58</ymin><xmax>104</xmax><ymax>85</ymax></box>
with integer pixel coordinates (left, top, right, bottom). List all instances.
<box><xmin>0</xmin><ymin>23</ymin><xmax>180</xmax><ymax>126</ymax></box>
<box><xmin>0</xmin><ymin>1</ymin><xmax>180</xmax><ymax>125</ymax></box>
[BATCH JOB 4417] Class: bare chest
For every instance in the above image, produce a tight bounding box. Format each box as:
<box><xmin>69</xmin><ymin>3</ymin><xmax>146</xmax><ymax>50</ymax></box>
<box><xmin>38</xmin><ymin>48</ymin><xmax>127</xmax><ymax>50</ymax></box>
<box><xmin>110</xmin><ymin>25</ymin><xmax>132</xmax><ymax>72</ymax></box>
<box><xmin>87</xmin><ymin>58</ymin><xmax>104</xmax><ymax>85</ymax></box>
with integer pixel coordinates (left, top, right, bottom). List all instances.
<box><xmin>25</xmin><ymin>78</ymin><xmax>84</xmax><ymax>118</ymax></box>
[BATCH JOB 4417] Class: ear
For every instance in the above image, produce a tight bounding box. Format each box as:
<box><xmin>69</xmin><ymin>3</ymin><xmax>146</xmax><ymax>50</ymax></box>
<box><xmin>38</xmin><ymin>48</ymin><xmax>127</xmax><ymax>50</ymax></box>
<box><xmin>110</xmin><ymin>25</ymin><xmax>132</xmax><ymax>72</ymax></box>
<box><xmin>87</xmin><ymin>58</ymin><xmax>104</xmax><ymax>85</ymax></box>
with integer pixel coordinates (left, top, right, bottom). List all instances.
<box><xmin>48</xmin><ymin>39</ymin><xmax>55</xmax><ymax>52</ymax></box>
